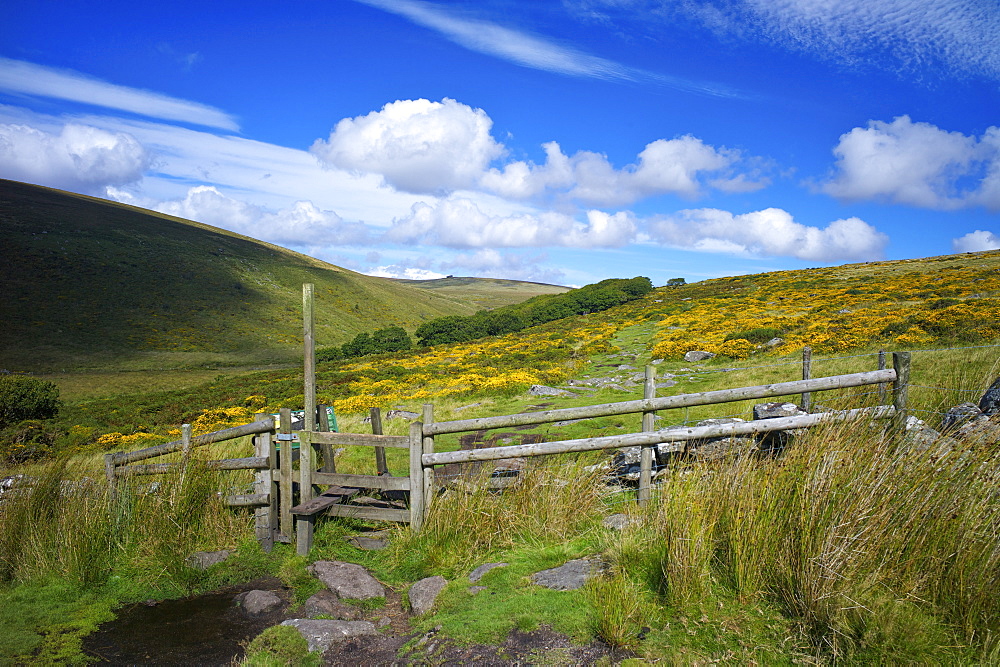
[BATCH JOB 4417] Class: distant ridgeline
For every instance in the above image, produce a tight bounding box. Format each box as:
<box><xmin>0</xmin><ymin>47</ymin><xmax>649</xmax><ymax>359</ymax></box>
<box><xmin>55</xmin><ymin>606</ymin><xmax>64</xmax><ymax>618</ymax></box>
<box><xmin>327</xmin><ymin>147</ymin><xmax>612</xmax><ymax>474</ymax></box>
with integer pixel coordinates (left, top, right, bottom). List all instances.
<box><xmin>319</xmin><ymin>276</ymin><xmax>653</xmax><ymax>361</ymax></box>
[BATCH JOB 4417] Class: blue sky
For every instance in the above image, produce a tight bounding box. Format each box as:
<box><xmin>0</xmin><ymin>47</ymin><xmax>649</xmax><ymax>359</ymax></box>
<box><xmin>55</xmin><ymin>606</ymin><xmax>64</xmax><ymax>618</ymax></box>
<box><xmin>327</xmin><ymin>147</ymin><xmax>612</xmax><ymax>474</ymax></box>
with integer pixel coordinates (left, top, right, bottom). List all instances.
<box><xmin>1</xmin><ymin>0</ymin><xmax>998</xmax><ymax>286</ymax></box>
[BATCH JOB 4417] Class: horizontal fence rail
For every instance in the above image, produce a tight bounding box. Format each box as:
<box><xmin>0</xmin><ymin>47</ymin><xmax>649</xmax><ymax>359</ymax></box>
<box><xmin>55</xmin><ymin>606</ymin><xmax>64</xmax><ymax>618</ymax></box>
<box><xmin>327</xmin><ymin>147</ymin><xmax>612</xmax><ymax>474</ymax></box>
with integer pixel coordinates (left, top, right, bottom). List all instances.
<box><xmin>422</xmin><ymin>405</ymin><xmax>896</xmax><ymax>466</ymax></box>
<box><xmin>109</xmin><ymin>418</ymin><xmax>275</xmax><ymax>466</ymax></box>
<box><xmin>424</xmin><ymin>369</ymin><xmax>897</xmax><ymax>436</ymax></box>
<box><xmin>116</xmin><ymin>456</ymin><xmax>270</xmax><ymax>476</ymax></box>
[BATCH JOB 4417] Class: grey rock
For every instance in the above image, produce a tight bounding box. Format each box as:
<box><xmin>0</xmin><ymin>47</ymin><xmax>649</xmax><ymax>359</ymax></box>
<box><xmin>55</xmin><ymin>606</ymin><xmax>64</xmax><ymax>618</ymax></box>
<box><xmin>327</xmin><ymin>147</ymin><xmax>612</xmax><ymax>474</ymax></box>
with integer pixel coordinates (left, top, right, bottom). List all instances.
<box><xmin>602</xmin><ymin>514</ymin><xmax>638</xmax><ymax>531</ymax></box>
<box><xmin>979</xmin><ymin>377</ymin><xmax>1000</xmax><ymax>415</ymax></box>
<box><xmin>942</xmin><ymin>402</ymin><xmax>982</xmax><ymax>432</ymax></box>
<box><xmin>303</xmin><ymin>590</ymin><xmax>361</xmax><ymax>620</ymax></box>
<box><xmin>655</xmin><ymin>380</ymin><xmax>677</xmax><ymax>389</ymax></box>
<box><xmin>687</xmin><ymin>435</ymin><xmax>757</xmax><ymax>461</ymax></box>
<box><xmin>683</xmin><ymin>350</ymin><xmax>715</xmax><ymax>362</ymax></box>
<box><xmin>953</xmin><ymin>415</ymin><xmax>1000</xmax><ymax>447</ymax></box>
<box><xmin>764</xmin><ymin>337</ymin><xmax>784</xmax><ymax>348</ymax></box>
<box><xmin>279</xmin><ymin>619</ymin><xmax>377</xmax><ymax>653</ymax></box>
<box><xmin>902</xmin><ymin>416</ymin><xmax>954</xmax><ymax>454</ymax></box>
<box><xmin>308</xmin><ymin>561</ymin><xmax>386</xmax><ymax>600</ymax></box>
<box><xmin>235</xmin><ymin>590</ymin><xmax>284</xmax><ymax>617</ymax></box>
<box><xmin>617</xmin><ymin>364</ymin><xmax>637</xmax><ymax>371</ymax></box>
<box><xmin>530</xmin><ymin>559</ymin><xmax>603</xmax><ymax>591</ymax></box>
<box><xmin>185</xmin><ymin>550</ymin><xmax>231</xmax><ymax>571</ymax></box>
<box><xmin>753</xmin><ymin>402</ymin><xmax>804</xmax><ymax>420</ymax></box>
<box><xmin>469</xmin><ymin>562</ymin><xmax>509</xmax><ymax>582</ymax></box>
<box><xmin>409</xmin><ymin>576</ymin><xmax>447</xmax><ymax>615</ymax></box>
<box><xmin>528</xmin><ymin>384</ymin><xmax>572</xmax><ymax>397</ymax></box>
<box><xmin>346</xmin><ymin>536</ymin><xmax>389</xmax><ymax>551</ymax></box>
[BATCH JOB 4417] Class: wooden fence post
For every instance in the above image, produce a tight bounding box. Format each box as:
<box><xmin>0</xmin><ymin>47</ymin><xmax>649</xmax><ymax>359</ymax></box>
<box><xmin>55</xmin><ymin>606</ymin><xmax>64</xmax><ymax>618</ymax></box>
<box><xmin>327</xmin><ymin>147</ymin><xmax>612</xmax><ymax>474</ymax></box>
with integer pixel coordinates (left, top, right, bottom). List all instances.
<box><xmin>104</xmin><ymin>453</ymin><xmax>116</xmax><ymax>499</ymax></box>
<box><xmin>892</xmin><ymin>351</ymin><xmax>911</xmax><ymax>434</ymax></box>
<box><xmin>638</xmin><ymin>364</ymin><xmax>656</xmax><ymax>506</ymax></box>
<box><xmin>877</xmin><ymin>349</ymin><xmax>888</xmax><ymax>404</ymax></box>
<box><xmin>370</xmin><ymin>407</ymin><xmax>389</xmax><ymax>475</ymax></box>
<box><xmin>178</xmin><ymin>424</ymin><xmax>192</xmax><ymax>489</ymax></box>
<box><xmin>801</xmin><ymin>347</ymin><xmax>812</xmax><ymax>412</ymax></box>
<box><xmin>278</xmin><ymin>408</ymin><xmax>293</xmax><ymax>541</ymax></box>
<box><xmin>422</xmin><ymin>404</ymin><xmax>435</xmax><ymax>520</ymax></box>
<box><xmin>303</xmin><ymin>283</ymin><xmax>316</xmax><ymax>433</ymax></box>
<box><xmin>253</xmin><ymin>413</ymin><xmax>276</xmax><ymax>552</ymax></box>
<box><xmin>409</xmin><ymin>421</ymin><xmax>425</xmax><ymax>531</ymax></box>
<box><xmin>297</xmin><ymin>430</ymin><xmax>314</xmax><ymax>556</ymax></box>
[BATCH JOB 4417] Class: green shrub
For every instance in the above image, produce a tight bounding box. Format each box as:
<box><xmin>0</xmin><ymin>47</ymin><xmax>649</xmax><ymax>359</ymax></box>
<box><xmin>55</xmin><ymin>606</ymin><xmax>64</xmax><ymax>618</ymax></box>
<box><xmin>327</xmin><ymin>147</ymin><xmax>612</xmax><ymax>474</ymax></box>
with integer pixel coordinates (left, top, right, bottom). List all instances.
<box><xmin>0</xmin><ymin>375</ymin><xmax>60</xmax><ymax>427</ymax></box>
<box><xmin>723</xmin><ymin>327</ymin><xmax>782</xmax><ymax>344</ymax></box>
<box><xmin>0</xmin><ymin>420</ymin><xmax>64</xmax><ymax>464</ymax></box>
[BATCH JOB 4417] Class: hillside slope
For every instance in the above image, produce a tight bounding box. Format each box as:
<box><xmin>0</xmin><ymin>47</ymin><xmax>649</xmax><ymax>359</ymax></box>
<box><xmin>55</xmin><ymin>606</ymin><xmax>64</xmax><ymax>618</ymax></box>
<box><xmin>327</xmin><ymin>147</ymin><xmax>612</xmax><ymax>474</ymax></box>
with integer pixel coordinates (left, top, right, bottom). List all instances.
<box><xmin>0</xmin><ymin>180</ymin><xmax>479</xmax><ymax>372</ymax></box>
<box><xmin>391</xmin><ymin>276</ymin><xmax>569</xmax><ymax>310</ymax></box>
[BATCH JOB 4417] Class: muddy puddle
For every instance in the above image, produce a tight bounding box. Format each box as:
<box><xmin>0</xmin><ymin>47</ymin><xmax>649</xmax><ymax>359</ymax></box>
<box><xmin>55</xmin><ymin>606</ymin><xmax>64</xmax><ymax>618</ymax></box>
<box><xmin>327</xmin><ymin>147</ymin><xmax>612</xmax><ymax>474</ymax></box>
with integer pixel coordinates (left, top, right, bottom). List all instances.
<box><xmin>83</xmin><ymin>579</ymin><xmax>287</xmax><ymax>666</ymax></box>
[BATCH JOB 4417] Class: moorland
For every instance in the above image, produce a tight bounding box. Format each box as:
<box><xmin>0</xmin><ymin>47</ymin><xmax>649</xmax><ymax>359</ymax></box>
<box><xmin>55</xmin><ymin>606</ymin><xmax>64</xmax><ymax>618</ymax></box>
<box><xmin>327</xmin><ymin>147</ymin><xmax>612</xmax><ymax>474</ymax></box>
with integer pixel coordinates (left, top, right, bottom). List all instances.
<box><xmin>2</xmin><ymin>179</ymin><xmax>1000</xmax><ymax>664</ymax></box>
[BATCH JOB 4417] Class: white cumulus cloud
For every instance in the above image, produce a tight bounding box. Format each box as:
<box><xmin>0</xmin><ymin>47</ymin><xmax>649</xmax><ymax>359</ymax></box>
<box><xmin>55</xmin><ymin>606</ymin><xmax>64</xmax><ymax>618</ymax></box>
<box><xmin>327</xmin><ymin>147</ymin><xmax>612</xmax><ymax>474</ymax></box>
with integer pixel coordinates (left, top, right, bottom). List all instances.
<box><xmin>647</xmin><ymin>207</ymin><xmax>888</xmax><ymax>262</ymax></box>
<box><xmin>953</xmin><ymin>230</ymin><xmax>1000</xmax><ymax>253</ymax></box>
<box><xmin>385</xmin><ymin>197</ymin><xmax>636</xmax><ymax>248</ymax></box>
<box><xmin>152</xmin><ymin>186</ymin><xmax>370</xmax><ymax>247</ymax></box>
<box><xmin>0</xmin><ymin>122</ymin><xmax>150</xmax><ymax>194</ymax></box>
<box><xmin>310</xmin><ymin>98</ymin><xmax>504</xmax><ymax>194</ymax></box>
<box><xmin>482</xmin><ymin>136</ymin><xmax>766</xmax><ymax>205</ymax></box>
<box><xmin>821</xmin><ymin>116</ymin><xmax>1000</xmax><ymax>210</ymax></box>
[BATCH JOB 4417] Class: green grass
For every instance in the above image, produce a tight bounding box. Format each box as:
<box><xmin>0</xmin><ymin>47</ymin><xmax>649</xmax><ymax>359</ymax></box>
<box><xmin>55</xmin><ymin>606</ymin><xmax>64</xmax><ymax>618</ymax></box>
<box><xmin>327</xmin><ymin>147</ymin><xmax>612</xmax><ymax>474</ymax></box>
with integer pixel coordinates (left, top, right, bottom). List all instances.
<box><xmin>0</xmin><ymin>179</ymin><xmax>510</xmax><ymax>373</ymax></box>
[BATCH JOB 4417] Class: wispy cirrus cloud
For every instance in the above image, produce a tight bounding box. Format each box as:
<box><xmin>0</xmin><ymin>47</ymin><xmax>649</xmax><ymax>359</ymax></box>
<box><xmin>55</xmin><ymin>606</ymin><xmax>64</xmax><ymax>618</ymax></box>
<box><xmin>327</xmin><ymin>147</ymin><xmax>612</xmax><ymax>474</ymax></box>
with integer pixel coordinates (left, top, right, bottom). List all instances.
<box><xmin>0</xmin><ymin>57</ymin><xmax>239</xmax><ymax>131</ymax></box>
<box><xmin>570</xmin><ymin>0</ymin><xmax>1000</xmax><ymax>81</ymax></box>
<box><xmin>351</xmin><ymin>0</ymin><xmax>743</xmax><ymax>97</ymax></box>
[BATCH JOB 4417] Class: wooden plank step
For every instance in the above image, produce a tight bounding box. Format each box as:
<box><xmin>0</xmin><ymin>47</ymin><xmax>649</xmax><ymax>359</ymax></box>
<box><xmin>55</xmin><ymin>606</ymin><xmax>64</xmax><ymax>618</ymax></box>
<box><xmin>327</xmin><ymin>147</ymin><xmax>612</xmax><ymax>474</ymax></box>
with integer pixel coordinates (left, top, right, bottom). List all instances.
<box><xmin>289</xmin><ymin>485</ymin><xmax>361</xmax><ymax>516</ymax></box>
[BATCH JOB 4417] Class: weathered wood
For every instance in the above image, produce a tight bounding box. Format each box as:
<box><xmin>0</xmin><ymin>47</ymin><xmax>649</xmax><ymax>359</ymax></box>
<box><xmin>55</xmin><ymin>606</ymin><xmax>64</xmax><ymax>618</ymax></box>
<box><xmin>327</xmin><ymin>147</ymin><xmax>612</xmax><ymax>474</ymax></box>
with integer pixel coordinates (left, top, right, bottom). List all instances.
<box><xmin>324</xmin><ymin>504</ymin><xmax>411</xmax><ymax>523</ymax></box>
<box><xmin>877</xmin><ymin>350</ymin><xmax>888</xmax><ymax>404</ymax></box>
<box><xmin>422</xmin><ymin>404</ymin><xmax>435</xmax><ymax>520</ymax></box>
<box><xmin>303</xmin><ymin>283</ymin><xmax>316</xmax><ymax>433</ymax></box>
<box><xmin>278</xmin><ymin>408</ymin><xmax>293</xmax><ymax>539</ymax></box>
<box><xmin>225</xmin><ymin>493</ymin><xmax>270</xmax><ymax>507</ymax></box>
<box><xmin>312</xmin><ymin>472</ymin><xmax>410</xmax><ymax>491</ymax></box>
<box><xmin>104</xmin><ymin>453</ymin><xmax>116</xmax><ymax>496</ymax></box>
<box><xmin>892</xmin><ymin>351</ymin><xmax>911</xmax><ymax>433</ymax></box>
<box><xmin>409</xmin><ymin>422</ymin><xmax>425</xmax><ymax>531</ymax></box>
<box><xmin>301</xmin><ymin>431</ymin><xmax>410</xmax><ymax>448</ymax></box>
<box><xmin>110</xmin><ymin>418</ymin><xmax>275</xmax><ymax>465</ymax></box>
<box><xmin>178</xmin><ymin>424</ymin><xmax>193</xmax><ymax>488</ymax></box>
<box><xmin>290</xmin><ymin>486</ymin><xmax>360</xmax><ymax>516</ymax></box>
<box><xmin>638</xmin><ymin>364</ymin><xmax>656</xmax><ymax>506</ymax></box>
<box><xmin>253</xmin><ymin>412</ymin><xmax>275</xmax><ymax>552</ymax></box>
<box><xmin>116</xmin><ymin>456</ymin><xmax>270</xmax><ymax>476</ymax></box>
<box><xmin>370</xmin><ymin>407</ymin><xmax>388</xmax><ymax>475</ymax></box>
<box><xmin>423</xmin><ymin>406</ymin><xmax>895</xmax><ymax>466</ymax></box>
<box><xmin>425</xmin><ymin>369</ymin><xmax>898</xmax><ymax>436</ymax></box>
<box><xmin>264</xmin><ymin>414</ymin><xmax>278</xmax><ymax>552</ymax></box>
<box><xmin>801</xmin><ymin>346</ymin><xmax>813</xmax><ymax>412</ymax></box>
<box><xmin>297</xmin><ymin>427</ymin><xmax>315</xmax><ymax>554</ymax></box>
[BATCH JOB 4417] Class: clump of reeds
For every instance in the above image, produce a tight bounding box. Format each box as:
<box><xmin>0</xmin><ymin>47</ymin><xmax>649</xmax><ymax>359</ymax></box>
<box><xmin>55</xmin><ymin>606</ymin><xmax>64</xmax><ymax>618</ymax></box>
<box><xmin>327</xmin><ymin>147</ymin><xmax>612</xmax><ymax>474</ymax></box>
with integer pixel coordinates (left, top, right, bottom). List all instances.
<box><xmin>621</xmin><ymin>412</ymin><xmax>1000</xmax><ymax>660</ymax></box>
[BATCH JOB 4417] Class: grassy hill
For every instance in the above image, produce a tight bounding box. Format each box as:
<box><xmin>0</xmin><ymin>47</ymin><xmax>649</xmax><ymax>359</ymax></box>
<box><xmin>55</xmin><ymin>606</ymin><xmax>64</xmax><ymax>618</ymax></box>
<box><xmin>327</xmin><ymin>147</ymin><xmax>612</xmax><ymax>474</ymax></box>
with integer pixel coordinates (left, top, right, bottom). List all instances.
<box><xmin>391</xmin><ymin>276</ymin><xmax>569</xmax><ymax>310</ymax></box>
<box><xmin>0</xmin><ymin>180</ymin><xmax>551</xmax><ymax>373</ymax></box>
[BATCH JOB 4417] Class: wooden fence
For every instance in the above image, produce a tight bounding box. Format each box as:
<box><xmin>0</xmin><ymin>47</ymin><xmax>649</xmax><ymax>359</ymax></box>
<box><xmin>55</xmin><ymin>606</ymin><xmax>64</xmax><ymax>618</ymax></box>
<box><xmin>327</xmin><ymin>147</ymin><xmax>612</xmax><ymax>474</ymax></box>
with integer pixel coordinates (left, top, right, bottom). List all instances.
<box><xmin>104</xmin><ymin>354</ymin><xmax>908</xmax><ymax>556</ymax></box>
